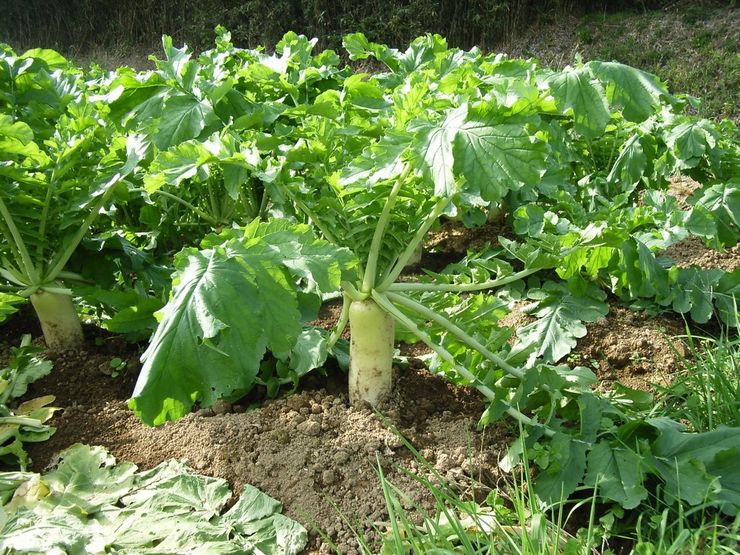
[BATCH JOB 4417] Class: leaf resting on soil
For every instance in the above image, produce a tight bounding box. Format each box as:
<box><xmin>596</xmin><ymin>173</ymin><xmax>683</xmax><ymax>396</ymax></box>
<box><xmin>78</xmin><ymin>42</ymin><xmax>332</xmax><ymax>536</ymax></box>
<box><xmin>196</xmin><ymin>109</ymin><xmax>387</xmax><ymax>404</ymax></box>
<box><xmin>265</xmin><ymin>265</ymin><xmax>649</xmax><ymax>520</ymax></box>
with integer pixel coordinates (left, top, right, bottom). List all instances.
<box><xmin>0</xmin><ymin>443</ymin><xmax>308</xmax><ymax>554</ymax></box>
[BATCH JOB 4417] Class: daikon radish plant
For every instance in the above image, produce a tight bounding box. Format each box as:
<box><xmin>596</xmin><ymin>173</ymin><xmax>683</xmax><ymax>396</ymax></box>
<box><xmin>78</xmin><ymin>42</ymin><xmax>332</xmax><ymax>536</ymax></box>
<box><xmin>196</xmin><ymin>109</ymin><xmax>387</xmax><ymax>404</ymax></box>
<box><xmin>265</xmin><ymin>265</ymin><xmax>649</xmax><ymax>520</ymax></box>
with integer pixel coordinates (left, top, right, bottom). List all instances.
<box><xmin>0</xmin><ymin>47</ymin><xmax>144</xmax><ymax>349</ymax></box>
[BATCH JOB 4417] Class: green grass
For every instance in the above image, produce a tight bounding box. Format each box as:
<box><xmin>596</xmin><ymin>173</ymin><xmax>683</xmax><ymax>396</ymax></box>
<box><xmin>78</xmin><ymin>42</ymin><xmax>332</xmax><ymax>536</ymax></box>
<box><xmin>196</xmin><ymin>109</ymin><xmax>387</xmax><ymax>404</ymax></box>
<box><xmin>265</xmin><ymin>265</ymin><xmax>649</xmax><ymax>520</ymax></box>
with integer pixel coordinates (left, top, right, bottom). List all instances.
<box><xmin>582</xmin><ymin>7</ymin><xmax>739</xmax><ymax>121</ymax></box>
<box><xmin>342</xmin><ymin>421</ymin><xmax>601</xmax><ymax>555</ymax></box>
<box><xmin>633</xmin><ymin>499</ymin><xmax>740</xmax><ymax>555</ymax></box>
<box><xmin>657</xmin><ymin>330</ymin><xmax>740</xmax><ymax>432</ymax></box>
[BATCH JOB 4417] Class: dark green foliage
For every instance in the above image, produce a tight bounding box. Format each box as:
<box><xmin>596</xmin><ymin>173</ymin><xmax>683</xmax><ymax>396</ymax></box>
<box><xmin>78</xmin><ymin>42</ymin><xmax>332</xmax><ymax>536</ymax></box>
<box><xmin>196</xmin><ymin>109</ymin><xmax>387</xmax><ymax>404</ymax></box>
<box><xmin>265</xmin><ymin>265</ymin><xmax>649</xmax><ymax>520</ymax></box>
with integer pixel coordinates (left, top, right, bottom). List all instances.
<box><xmin>2</xmin><ymin>0</ymin><xmax>677</xmax><ymax>54</ymax></box>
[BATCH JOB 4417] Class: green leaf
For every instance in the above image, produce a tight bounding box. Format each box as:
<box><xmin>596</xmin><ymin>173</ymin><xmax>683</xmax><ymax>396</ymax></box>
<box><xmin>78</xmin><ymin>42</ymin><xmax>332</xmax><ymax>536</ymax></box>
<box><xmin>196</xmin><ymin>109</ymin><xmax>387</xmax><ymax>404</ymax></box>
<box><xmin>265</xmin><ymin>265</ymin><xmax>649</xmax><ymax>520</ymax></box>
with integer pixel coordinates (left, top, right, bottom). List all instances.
<box><xmin>0</xmin><ymin>444</ymin><xmax>308</xmax><ymax>553</ymax></box>
<box><xmin>0</xmin><ymin>471</ymin><xmax>37</xmax><ymax>504</ymax></box>
<box><xmin>0</xmin><ymin>338</ymin><xmax>56</xmax><ymax>469</ymax></box>
<box><xmin>607</xmin><ymin>134</ymin><xmax>648</xmax><ymax>189</ymax></box>
<box><xmin>102</xmin><ymin>297</ymin><xmax>163</xmax><ymax>336</ymax></box>
<box><xmin>692</xmin><ymin>179</ymin><xmax>740</xmax><ymax>247</ymax></box>
<box><xmin>0</xmin><ymin>340</ymin><xmax>52</xmax><ymax>403</ymax></box>
<box><xmin>154</xmin><ymin>94</ymin><xmax>217</xmax><ymax>150</ymax></box>
<box><xmin>130</xmin><ymin>220</ymin><xmax>356</xmax><ymax>425</ymax></box>
<box><xmin>411</xmin><ymin>108</ymin><xmax>466</xmax><ymax>197</ymax></box>
<box><xmin>585</xmin><ymin>442</ymin><xmax>648</xmax><ymax>509</ymax></box>
<box><xmin>649</xmin><ymin>422</ymin><xmax>740</xmax><ymax>514</ymax></box>
<box><xmin>144</xmin><ymin>139</ymin><xmax>216</xmax><ymax>193</ymax></box>
<box><xmin>684</xmin><ymin>204</ymin><xmax>718</xmax><ymax>239</ymax></box>
<box><xmin>0</xmin><ymin>115</ymin><xmax>34</xmax><ymax>146</ymax></box>
<box><xmin>131</xmin><ymin>247</ymin><xmax>300</xmax><ymax>424</ymax></box>
<box><xmin>513</xmin><ymin>205</ymin><xmax>546</xmax><ymax>237</ymax></box>
<box><xmin>343</xmin><ymin>33</ymin><xmax>401</xmax><ymax>72</ymax></box>
<box><xmin>534</xmin><ymin>433</ymin><xmax>588</xmax><ymax>503</ymax></box>
<box><xmin>664</xmin><ymin>119</ymin><xmax>718</xmax><ymax>169</ymax></box>
<box><xmin>705</xmin><ymin>446</ymin><xmax>740</xmax><ymax>516</ymax></box>
<box><xmin>453</xmin><ymin>107</ymin><xmax>547</xmax><ymax>202</ymax></box>
<box><xmin>672</xmin><ymin>267</ymin><xmax>724</xmax><ymax>324</ymax></box>
<box><xmin>516</xmin><ymin>280</ymin><xmax>608</xmax><ymax>364</ymax></box>
<box><xmin>107</xmin><ymin>72</ymin><xmax>168</xmax><ymax>128</ymax></box>
<box><xmin>0</xmin><ymin>293</ymin><xmax>25</xmax><ymax>324</ymax></box>
<box><xmin>287</xmin><ymin>328</ymin><xmax>329</xmax><ymax>377</ymax></box>
<box><xmin>619</xmin><ymin>238</ymin><xmax>671</xmax><ymax>301</ymax></box>
<box><xmin>19</xmin><ymin>48</ymin><xmax>69</xmax><ymax>68</ymax></box>
<box><xmin>42</xmin><ymin>444</ymin><xmax>138</xmax><ymax>514</ymax></box>
<box><xmin>547</xmin><ymin>66</ymin><xmax>610</xmax><ymax>139</ymax></box>
<box><xmin>221</xmin><ymin>484</ymin><xmax>308</xmax><ymax>554</ymax></box>
<box><xmin>577</xmin><ymin>393</ymin><xmax>603</xmax><ymax>444</ymax></box>
<box><xmin>714</xmin><ymin>269</ymin><xmax>740</xmax><ymax>327</ymax></box>
<box><xmin>589</xmin><ymin>61</ymin><xmax>670</xmax><ymax>122</ymax></box>
<box><xmin>608</xmin><ymin>383</ymin><xmax>654</xmax><ymax>411</ymax></box>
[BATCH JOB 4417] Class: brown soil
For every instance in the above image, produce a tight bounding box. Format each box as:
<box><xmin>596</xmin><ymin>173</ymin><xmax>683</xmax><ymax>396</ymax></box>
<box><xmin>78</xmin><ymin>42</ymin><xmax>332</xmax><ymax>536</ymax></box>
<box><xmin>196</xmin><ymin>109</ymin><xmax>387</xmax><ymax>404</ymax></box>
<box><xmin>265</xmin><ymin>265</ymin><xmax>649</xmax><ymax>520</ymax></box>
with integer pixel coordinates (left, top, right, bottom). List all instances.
<box><xmin>426</xmin><ymin>218</ymin><xmax>506</xmax><ymax>258</ymax></box>
<box><xmin>667</xmin><ymin>175</ymin><xmax>701</xmax><ymax>208</ymax></box>
<box><xmin>4</xmin><ymin>308</ymin><xmax>508</xmax><ymax>554</ymax></box>
<box><xmin>661</xmin><ymin>175</ymin><xmax>740</xmax><ymax>271</ymax></box>
<box><xmin>571</xmin><ymin>304</ymin><xmax>688</xmax><ymax>391</ymax></box>
<box><xmin>3</xmin><ymin>295</ymin><xmax>690</xmax><ymax>554</ymax></box>
<box><xmin>663</xmin><ymin>237</ymin><xmax>740</xmax><ymax>272</ymax></box>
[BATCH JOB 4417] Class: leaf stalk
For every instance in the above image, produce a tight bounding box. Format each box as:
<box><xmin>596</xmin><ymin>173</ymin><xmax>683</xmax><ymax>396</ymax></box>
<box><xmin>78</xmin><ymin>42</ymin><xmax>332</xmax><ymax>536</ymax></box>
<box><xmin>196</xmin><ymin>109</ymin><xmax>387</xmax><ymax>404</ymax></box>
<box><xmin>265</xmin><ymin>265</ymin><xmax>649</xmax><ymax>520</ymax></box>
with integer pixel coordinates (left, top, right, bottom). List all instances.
<box><xmin>371</xmin><ymin>290</ymin><xmax>555</xmax><ymax>437</ymax></box>
<box><xmin>362</xmin><ymin>165</ymin><xmax>412</xmax><ymax>293</ymax></box>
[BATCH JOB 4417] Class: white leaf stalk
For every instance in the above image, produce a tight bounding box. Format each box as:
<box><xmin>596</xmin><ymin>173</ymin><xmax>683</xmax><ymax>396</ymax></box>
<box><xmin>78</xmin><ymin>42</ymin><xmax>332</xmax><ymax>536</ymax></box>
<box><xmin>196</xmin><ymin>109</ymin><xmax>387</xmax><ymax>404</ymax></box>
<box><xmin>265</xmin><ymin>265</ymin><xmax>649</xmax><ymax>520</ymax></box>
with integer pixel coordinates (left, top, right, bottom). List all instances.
<box><xmin>348</xmin><ymin>299</ymin><xmax>395</xmax><ymax>405</ymax></box>
<box><xmin>372</xmin><ymin>291</ymin><xmax>555</xmax><ymax>438</ymax></box>
<box><xmin>30</xmin><ymin>290</ymin><xmax>84</xmax><ymax>350</ymax></box>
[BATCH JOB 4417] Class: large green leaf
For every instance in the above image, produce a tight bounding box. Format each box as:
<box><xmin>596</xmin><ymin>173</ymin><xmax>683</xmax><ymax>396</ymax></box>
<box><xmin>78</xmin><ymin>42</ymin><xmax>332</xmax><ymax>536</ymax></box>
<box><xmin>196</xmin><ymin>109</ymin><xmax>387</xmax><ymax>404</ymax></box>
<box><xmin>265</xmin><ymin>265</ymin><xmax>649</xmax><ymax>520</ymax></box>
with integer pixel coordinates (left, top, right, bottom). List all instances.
<box><xmin>221</xmin><ymin>485</ymin><xmax>308</xmax><ymax>554</ymax></box>
<box><xmin>0</xmin><ymin>115</ymin><xmax>35</xmax><ymax>155</ymax></box>
<box><xmin>453</xmin><ymin>107</ymin><xmax>547</xmax><ymax>202</ymax></box>
<box><xmin>143</xmin><ymin>140</ymin><xmax>216</xmax><ymax>193</ymax></box>
<box><xmin>589</xmin><ymin>61</ymin><xmax>670</xmax><ymax>122</ymax></box>
<box><xmin>130</xmin><ymin>219</ymin><xmax>357</xmax><ymax>425</ymax></box>
<box><xmin>649</xmin><ymin>422</ymin><xmax>740</xmax><ymax>515</ymax></box>
<box><xmin>411</xmin><ymin>108</ymin><xmax>466</xmax><ymax>197</ymax></box>
<box><xmin>42</xmin><ymin>444</ymin><xmax>138</xmax><ymax>514</ymax></box>
<box><xmin>664</xmin><ymin>119</ymin><xmax>719</xmax><ymax>170</ymax></box>
<box><xmin>606</xmin><ymin>133</ymin><xmax>648</xmax><ymax>189</ymax></box>
<box><xmin>619</xmin><ymin>238</ymin><xmax>671</xmax><ymax>301</ymax></box>
<box><xmin>533</xmin><ymin>433</ymin><xmax>588</xmax><ymax>503</ymax></box>
<box><xmin>692</xmin><ymin>179</ymin><xmax>740</xmax><ymax>247</ymax></box>
<box><xmin>154</xmin><ymin>94</ymin><xmax>217</xmax><ymax>150</ymax></box>
<box><xmin>0</xmin><ymin>444</ymin><xmax>307</xmax><ymax>554</ymax></box>
<box><xmin>672</xmin><ymin>267</ymin><xmax>724</xmax><ymax>324</ymax></box>
<box><xmin>547</xmin><ymin>66</ymin><xmax>610</xmax><ymax>139</ymax></box>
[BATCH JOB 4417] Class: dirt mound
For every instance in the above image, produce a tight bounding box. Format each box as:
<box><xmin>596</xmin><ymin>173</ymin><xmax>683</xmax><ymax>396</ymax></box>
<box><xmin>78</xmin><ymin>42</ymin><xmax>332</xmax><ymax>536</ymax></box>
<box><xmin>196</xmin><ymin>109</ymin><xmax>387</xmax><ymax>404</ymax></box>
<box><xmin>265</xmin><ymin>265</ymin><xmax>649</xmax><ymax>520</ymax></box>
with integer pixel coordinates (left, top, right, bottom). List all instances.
<box><xmin>16</xmin><ymin>331</ymin><xmax>508</xmax><ymax>554</ymax></box>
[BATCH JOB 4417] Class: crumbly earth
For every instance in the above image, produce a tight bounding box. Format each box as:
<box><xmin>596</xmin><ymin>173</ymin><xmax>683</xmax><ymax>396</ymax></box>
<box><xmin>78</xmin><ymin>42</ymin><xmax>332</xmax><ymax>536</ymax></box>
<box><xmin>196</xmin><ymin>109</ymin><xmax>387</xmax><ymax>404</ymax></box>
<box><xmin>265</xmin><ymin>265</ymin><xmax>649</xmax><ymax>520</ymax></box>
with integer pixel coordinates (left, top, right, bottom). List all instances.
<box><xmin>3</xmin><ymin>306</ymin><xmax>509</xmax><ymax>554</ymax></box>
<box><xmin>663</xmin><ymin>237</ymin><xmax>740</xmax><ymax>272</ymax></box>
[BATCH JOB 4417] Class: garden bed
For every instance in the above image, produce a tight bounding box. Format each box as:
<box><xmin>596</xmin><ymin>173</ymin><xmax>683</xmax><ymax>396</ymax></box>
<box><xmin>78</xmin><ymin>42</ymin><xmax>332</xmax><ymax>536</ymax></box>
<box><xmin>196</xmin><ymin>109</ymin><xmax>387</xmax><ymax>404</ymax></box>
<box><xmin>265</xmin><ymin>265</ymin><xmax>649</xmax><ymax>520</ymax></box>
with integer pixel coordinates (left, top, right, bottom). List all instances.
<box><xmin>4</xmin><ymin>230</ymin><xmax>735</xmax><ymax>553</ymax></box>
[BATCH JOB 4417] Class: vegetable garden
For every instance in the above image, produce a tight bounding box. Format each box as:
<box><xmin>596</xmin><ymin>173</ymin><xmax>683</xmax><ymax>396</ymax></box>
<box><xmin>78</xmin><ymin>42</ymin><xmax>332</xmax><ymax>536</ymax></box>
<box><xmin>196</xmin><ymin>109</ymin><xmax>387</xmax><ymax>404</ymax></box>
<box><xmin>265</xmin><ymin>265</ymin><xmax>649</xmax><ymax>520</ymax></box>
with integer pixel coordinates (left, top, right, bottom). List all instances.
<box><xmin>0</xmin><ymin>29</ymin><xmax>738</xmax><ymax>553</ymax></box>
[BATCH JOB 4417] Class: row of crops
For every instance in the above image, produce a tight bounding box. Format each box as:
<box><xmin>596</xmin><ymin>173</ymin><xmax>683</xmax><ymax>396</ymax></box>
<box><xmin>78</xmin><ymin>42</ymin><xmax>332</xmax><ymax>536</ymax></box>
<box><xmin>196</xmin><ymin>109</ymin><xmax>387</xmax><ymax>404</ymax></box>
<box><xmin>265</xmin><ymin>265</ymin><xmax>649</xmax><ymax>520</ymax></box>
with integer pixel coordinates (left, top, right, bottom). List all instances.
<box><xmin>1</xmin><ymin>27</ymin><xmax>739</xmax><ymax>545</ymax></box>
